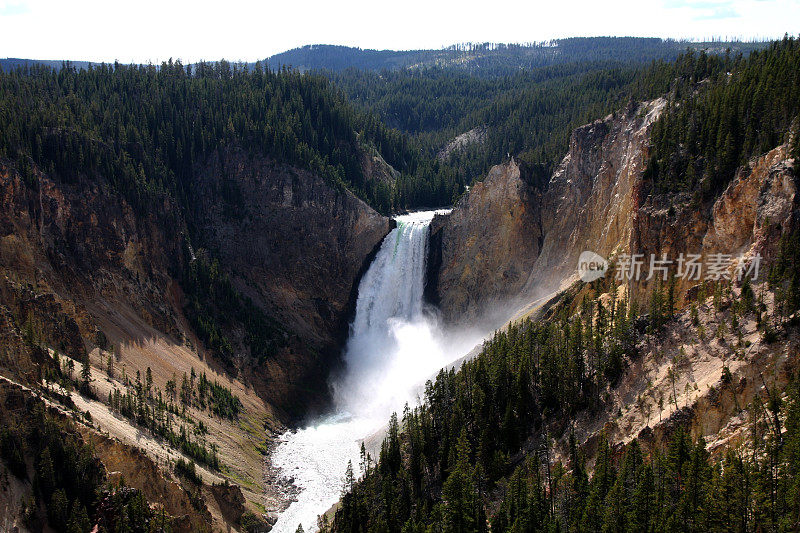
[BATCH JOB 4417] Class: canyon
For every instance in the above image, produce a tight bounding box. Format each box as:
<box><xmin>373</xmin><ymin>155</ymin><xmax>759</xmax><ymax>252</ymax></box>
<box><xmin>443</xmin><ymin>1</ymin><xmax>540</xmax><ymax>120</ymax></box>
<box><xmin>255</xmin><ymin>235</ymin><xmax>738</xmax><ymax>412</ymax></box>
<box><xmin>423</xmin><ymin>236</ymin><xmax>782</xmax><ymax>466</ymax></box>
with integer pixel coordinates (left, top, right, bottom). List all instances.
<box><xmin>0</xmin><ymin>92</ymin><xmax>797</xmax><ymax>531</ymax></box>
<box><xmin>0</xmin><ymin>146</ymin><xmax>392</xmax><ymax>530</ymax></box>
<box><xmin>427</xmin><ymin>96</ymin><xmax>797</xmax><ymax>470</ymax></box>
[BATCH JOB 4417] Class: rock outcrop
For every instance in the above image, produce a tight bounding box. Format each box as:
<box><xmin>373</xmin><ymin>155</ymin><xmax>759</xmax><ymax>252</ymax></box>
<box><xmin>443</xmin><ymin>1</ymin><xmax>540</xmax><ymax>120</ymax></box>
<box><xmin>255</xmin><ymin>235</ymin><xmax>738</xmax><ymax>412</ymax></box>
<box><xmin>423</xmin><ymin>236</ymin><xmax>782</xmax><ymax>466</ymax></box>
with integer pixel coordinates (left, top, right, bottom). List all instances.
<box><xmin>0</xmin><ymin>149</ymin><xmax>392</xmax><ymax>529</ymax></box>
<box><xmin>630</xmin><ymin>142</ymin><xmax>796</xmax><ymax>305</ymax></box>
<box><xmin>428</xmin><ymin>159</ymin><xmax>542</xmax><ymax>324</ymax></box>
<box><xmin>427</xmin><ymin>97</ymin><xmax>798</xmax><ymax>477</ymax></box>
<box><xmin>192</xmin><ymin>150</ymin><xmax>391</xmax><ymax>351</ymax></box>
<box><xmin>430</xmin><ymin>98</ymin><xmax>797</xmax><ymax>323</ymax></box>
<box><xmin>529</xmin><ymin>99</ymin><xmax>665</xmax><ymax>293</ymax></box>
<box><xmin>436</xmin><ymin>126</ymin><xmax>488</xmax><ymax>162</ymax></box>
<box><xmin>430</xmin><ymin>100</ymin><xmax>665</xmax><ymax>323</ymax></box>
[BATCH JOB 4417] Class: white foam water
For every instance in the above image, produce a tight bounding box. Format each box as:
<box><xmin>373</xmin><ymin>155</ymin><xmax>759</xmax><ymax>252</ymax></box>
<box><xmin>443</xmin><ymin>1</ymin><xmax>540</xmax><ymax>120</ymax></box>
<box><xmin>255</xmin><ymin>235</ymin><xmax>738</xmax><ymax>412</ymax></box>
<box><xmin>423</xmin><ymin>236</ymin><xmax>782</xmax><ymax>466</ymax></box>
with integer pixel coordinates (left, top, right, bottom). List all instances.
<box><xmin>270</xmin><ymin>209</ymin><xmax>474</xmax><ymax>532</ymax></box>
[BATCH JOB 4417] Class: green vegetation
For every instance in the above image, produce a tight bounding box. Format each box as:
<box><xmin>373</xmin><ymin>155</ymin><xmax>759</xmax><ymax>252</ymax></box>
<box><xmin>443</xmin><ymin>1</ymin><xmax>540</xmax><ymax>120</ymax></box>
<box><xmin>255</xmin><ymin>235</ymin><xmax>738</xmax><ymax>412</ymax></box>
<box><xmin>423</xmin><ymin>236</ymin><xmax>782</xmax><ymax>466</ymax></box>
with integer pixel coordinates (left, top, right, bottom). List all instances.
<box><xmin>331</xmin><ymin>280</ymin><xmax>641</xmax><ymax>531</ymax></box>
<box><xmin>330</xmin><ymin>48</ymin><xmax>732</xmax><ymax>198</ymax></box>
<box><xmin>645</xmin><ymin>36</ymin><xmax>800</xmax><ymax>198</ymax></box>
<box><xmin>769</xmin><ymin>225</ymin><xmax>800</xmax><ymax>319</ymax></box>
<box><xmin>3</xmin><ymin>39</ymin><xmax>764</xmax><ymax>215</ymax></box>
<box><xmin>107</xmin><ymin>365</ymin><xmax>237</xmax><ymax>469</ymax></box>
<box><xmin>197</xmin><ymin>371</ymin><xmax>243</xmax><ymax>419</ymax></box>
<box><xmin>267</xmin><ymin>38</ymin><xmax>767</xmax><ymax>76</ymax></box>
<box><xmin>182</xmin><ymin>250</ymin><xmax>286</xmax><ymax>366</ymax></box>
<box><xmin>0</xmin><ymin>59</ymin><xmax>417</xmax><ymax>213</ymax></box>
<box><xmin>486</xmin><ymin>411</ymin><xmax>800</xmax><ymax>533</ymax></box>
<box><xmin>0</xmin><ymin>402</ymin><xmax>158</xmax><ymax>532</ymax></box>
<box><xmin>330</xmin><ymin>264</ymin><xmax>793</xmax><ymax>531</ymax></box>
<box><xmin>174</xmin><ymin>457</ymin><xmax>202</xmax><ymax>485</ymax></box>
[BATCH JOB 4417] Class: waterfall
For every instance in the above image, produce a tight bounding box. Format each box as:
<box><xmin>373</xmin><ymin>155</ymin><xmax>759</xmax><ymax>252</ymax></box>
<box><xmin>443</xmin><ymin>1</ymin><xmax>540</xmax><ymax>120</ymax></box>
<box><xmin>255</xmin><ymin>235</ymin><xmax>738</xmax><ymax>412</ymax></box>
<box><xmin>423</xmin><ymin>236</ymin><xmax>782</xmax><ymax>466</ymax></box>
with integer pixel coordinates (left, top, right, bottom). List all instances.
<box><xmin>271</xmin><ymin>210</ymin><xmax>464</xmax><ymax>533</ymax></box>
<box><xmin>333</xmin><ymin>211</ymin><xmax>439</xmax><ymax>420</ymax></box>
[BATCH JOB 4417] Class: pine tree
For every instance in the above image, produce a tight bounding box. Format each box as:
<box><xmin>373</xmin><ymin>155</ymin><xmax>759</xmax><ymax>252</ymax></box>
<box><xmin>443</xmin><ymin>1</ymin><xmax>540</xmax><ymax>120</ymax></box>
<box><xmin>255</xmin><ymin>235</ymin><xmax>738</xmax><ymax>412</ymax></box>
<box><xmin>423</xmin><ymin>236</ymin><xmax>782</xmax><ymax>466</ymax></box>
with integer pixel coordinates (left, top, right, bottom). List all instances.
<box><xmin>442</xmin><ymin>430</ymin><xmax>478</xmax><ymax>533</ymax></box>
<box><xmin>35</xmin><ymin>447</ymin><xmax>56</xmax><ymax>499</ymax></box>
<box><xmin>342</xmin><ymin>460</ymin><xmax>355</xmax><ymax>498</ymax></box>
<box><xmin>80</xmin><ymin>359</ymin><xmax>92</xmax><ymax>395</ymax></box>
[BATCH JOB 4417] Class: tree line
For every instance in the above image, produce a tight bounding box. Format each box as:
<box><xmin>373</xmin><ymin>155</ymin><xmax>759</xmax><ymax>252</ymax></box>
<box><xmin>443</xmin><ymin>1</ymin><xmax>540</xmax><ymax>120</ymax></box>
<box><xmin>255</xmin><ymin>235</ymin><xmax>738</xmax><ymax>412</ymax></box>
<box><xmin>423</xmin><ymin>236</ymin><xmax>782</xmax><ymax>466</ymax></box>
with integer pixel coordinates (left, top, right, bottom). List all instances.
<box><xmin>644</xmin><ymin>36</ymin><xmax>800</xmax><ymax>199</ymax></box>
<box><xmin>328</xmin><ymin>234</ymin><xmax>798</xmax><ymax>531</ymax></box>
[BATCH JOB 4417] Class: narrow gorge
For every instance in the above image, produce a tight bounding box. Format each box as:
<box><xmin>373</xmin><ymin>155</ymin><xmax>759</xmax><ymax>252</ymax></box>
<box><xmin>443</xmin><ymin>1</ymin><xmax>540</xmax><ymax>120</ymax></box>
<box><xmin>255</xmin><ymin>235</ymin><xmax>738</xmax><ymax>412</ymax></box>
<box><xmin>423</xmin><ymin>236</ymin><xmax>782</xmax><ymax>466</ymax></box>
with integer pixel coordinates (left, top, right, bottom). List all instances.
<box><xmin>1</xmin><ymin>36</ymin><xmax>799</xmax><ymax>533</ymax></box>
<box><xmin>269</xmin><ymin>210</ymin><xmax>487</xmax><ymax>532</ymax></box>
<box><xmin>266</xmin><ymin>95</ymin><xmax>798</xmax><ymax>530</ymax></box>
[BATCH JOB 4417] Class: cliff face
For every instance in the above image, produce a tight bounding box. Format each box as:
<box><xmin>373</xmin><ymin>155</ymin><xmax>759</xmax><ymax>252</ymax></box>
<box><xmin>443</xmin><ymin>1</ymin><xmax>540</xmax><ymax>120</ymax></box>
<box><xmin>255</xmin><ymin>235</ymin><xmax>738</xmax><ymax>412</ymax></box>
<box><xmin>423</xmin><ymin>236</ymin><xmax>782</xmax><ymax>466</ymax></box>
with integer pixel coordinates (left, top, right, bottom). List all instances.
<box><xmin>631</xmin><ymin>142</ymin><xmax>796</xmax><ymax>305</ymax></box>
<box><xmin>431</xmin><ymin>99</ymin><xmax>796</xmax><ymax>322</ymax></box>
<box><xmin>0</xmin><ymin>150</ymin><xmax>390</xmax><ymax>418</ymax></box>
<box><xmin>0</xmin><ymin>151</ymin><xmax>391</xmax><ymax>527</ymax></box>
<box><xmin>428</xmin><ymin>97</ymin><xmax>798</xmax><ymax>471</ymax></box>
<box><xmin>0</xmin><ymin>162</ymin><xmax>180</xmax><ymax>351</ymax></box>
<box><xmin>192</xmin><ymin>150</ymin><xmax>391</xmax><ymax>351</ymax></box>
<box><xmin>431</xmin><ymin>99</ymin><xmax>665</xmax><ymax>323</ymax></box>
<box><xmin>429</xmin><ymin>159</ymin><xmax>542</xmax><ymax>323</ymax></box>
<box><xmin>185</xmin><ymin>151</ymin><xmax>391</xmax><ymax>417</ymax></box>
<box><xmin>529</xmin><ymin>99</ymin><xmax>665</xmax><ymax>293</ymax></box>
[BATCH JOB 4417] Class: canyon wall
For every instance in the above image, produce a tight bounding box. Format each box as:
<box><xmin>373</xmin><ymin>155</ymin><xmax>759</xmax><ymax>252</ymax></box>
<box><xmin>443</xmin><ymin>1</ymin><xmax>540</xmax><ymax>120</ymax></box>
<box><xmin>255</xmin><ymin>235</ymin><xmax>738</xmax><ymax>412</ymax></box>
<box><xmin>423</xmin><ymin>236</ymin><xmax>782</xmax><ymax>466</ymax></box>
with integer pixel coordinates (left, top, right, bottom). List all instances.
<box><xmin>430</xmin><ymin>98</ymin><xmax>797</xmax><ymax>323</ymax></box>
<box><xmin>192</xmin><ymin>150</ymin><xmax>391</xmax><ymax>352</ymax></box>
<box><xmin>0</xmin><ymin>150</ymin><xmax>390</xmax><ymax>419</ymax></box>
<box><xmin>428</xmin><ymin>159</ymin><xmax>542</xmax><ymax>324</ymax></box>
<box><xmin>0</xmin><ymin>150</ymin><xmax>392</xmax><ymax>525</ymax></box>
<box><xmin>428</xmin><ymin>97</ymin><xmax>798</xmax><ymax>473</ymax></box>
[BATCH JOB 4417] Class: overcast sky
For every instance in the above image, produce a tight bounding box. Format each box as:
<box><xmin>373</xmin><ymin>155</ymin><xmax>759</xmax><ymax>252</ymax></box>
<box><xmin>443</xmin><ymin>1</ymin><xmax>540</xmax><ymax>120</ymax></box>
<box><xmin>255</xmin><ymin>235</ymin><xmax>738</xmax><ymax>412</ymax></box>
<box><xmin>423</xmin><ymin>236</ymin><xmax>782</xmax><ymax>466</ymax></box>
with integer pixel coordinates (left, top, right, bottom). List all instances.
<box><xmin>1</xmin><ymin>0</ymin><xmax>798</xmax><ymax>63</ymax></box>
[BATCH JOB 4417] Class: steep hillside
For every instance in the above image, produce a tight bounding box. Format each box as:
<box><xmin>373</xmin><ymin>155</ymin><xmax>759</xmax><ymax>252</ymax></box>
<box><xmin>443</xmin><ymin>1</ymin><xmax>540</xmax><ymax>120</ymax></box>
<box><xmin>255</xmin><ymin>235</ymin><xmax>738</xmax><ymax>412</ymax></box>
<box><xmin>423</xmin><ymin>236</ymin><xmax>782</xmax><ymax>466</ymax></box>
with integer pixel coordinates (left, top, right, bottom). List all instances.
<box><xmin>427</xmin><ymin>158</ymin><xmax>543</xmax><ymax>324</ymax></box>
<box><xmin>190</xmin><ymin>149</ymin><xmax>390</xmax><ymax>351</ymax></box>
<box><xmin>431</xmin><ymin>94</ymin><xmax>797</xmax><ymax>326</ymax></box>
<box><xmin>0</xmin><ymin>144</ymin><xmax>390</xmax><ymax>529</ymax></box>
<box><xmin>331</xmin><ymin>39</ymin><xmax>800</xmax><ymax>532</ymax></box>
<box><xmin>429</xmin><ymin>98</ymin><xmax>665</xmax><ymax>324</ymax></box>
<box><xmin>0</xmin><ymin>63</ymin><xmax>397</xmax><ymax>531</ymax></box>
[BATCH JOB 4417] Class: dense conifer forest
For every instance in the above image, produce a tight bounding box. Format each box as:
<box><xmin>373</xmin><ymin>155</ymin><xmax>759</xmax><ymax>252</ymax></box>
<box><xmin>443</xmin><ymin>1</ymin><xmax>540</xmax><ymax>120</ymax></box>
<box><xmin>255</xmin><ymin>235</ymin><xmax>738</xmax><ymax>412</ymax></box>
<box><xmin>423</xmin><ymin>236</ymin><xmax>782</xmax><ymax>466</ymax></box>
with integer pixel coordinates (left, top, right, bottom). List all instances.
<box><xmin>326</xmin><ymin>39</ymin><xmax>800</xmax><ymax>532</ymax></box>
<box><xmin>329</xmin><ymin>239</ymin><xmax>800</xmax><ymax>533</ymax></box>
<box><xmin>1</xmin><ymin>34</ymin><xmax>799</xmax><ymax>533</ymax></box>
<box><xmin>0</xmin><ymin>38</ymin><xmax>775</xmax><ymax>215</ymax></box>
<box><xmin>645</xmin><ymin>37</ymin><xmax>800</xmax><ymax>198</ymax></box>
<box><xmin>265</xmin><ymin>38</ymin><xmax>767</xmax><ymax>76</ymax></box>
<box><xmin>0</xmin><ymin>60</ymin><xmax>419</xmax><ymax>214</ymax></box>
<box><xmin>327</xmin><ymin>40</ymin><xmax>789</xmax><ymax>198</ymax></box>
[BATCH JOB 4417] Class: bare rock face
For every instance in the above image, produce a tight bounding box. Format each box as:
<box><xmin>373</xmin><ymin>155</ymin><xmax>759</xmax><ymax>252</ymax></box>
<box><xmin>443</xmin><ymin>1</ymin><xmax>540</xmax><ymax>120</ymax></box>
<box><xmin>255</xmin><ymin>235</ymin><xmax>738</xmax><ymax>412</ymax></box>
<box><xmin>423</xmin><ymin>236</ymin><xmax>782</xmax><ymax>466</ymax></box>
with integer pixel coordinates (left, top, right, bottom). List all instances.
<box><xmin>191</xmin><ymin>150</ymin><xmax>391</xmax><ymax>350</ymax></box>
<box><xmin>0</xmin><ymin>162</ymin><xmax>181</xmax><ymax>343</ymax></box>
<box><xmin>436</xmin><ymin>126</ymin><xmax>488</xmax><ymax>162</ymax></box>
<box><xmin>361</xmin><ymin>148</ymin><xmax>400</xmax><ymax>189</ymax></box>
<box><xmin>431</xmin><ymin>97</ymin><xmax>796</xmax><ymax>323</ymax></box>
<box><xmin>528</xmin><ymin>99</ymin><xmax>666</xmax><ymax>293</ymax></box>
<box><xmin>702</xmin><ymin>144</ymin><xmax>796</xmax><ymax>254</ymax></box>
<box><xmin>428</xmin><ymin>158</ymin><xmax>542</xmax><ymax>324</ymax></box>
<box><xmin>431</xmin><ymin>99</ymin><xmax>665</xmax><ymax>323</ymax></box>
<box><xmin>632</xmin><ymin>143</ymin><xmax>796</xmax><ymax>305</ymax></box>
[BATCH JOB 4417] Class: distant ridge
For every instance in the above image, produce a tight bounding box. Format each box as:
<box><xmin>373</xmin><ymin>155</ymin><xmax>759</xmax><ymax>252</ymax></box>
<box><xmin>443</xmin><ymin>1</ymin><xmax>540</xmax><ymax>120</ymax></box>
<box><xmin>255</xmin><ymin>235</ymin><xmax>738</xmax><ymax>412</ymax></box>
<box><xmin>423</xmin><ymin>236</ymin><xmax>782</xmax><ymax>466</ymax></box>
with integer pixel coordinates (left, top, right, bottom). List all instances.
<box><xmin>264</xmin><ymin>38</ymin><xmax>769</xmax><ymax>75</ymax></box>
<box><xmin>2</xmin><ymin>37</ymin><xmax>769</xmax><ymax>76</ymax></box>
<box><xmin>0</xmin><ymin>57</ymin><xmax>92</xmax><ymax>71</ymax></box>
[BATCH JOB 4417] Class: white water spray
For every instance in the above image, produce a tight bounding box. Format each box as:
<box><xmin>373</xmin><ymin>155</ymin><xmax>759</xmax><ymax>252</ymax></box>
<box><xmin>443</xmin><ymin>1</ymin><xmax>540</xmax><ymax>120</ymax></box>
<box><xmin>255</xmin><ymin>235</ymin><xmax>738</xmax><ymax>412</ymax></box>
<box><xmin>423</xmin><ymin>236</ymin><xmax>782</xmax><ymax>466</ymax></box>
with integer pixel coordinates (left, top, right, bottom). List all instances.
<box><xmin>270</xmin><ymin>210</ymin><xmax>480</xmax><ymax>532</ymax></box>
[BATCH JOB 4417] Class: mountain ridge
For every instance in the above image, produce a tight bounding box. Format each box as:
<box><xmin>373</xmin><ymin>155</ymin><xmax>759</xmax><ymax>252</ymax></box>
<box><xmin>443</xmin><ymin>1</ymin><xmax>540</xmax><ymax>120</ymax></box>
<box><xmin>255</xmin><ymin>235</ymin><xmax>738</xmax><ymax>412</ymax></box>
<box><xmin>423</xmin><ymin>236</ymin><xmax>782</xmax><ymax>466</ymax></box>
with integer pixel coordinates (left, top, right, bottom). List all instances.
<box><xmin>264</xmin><ymin>38</ymin><xmax>769</xmax><ymax>75</ymax></box>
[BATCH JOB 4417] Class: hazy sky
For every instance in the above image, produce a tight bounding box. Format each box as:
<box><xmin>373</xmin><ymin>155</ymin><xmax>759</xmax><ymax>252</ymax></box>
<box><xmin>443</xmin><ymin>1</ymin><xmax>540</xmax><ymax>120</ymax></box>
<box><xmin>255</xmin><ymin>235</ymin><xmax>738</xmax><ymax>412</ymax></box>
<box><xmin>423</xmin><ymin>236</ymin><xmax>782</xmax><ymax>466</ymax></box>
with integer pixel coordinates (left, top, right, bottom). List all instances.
<box><xmin>1</xmin><ymin>0</ymin><xmax>798</xmax><ymax>63</ymax></box>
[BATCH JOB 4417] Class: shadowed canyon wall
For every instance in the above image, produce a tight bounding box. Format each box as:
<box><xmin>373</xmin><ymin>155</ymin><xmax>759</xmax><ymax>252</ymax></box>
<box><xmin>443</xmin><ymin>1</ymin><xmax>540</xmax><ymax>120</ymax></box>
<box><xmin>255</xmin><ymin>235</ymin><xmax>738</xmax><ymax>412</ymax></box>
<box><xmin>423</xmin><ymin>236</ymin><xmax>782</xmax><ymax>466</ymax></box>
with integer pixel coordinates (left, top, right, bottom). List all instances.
<box><xmin>0</xmin><ymin>149</ymin><xmax>391</xmax><ymax>420</ymax></box>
